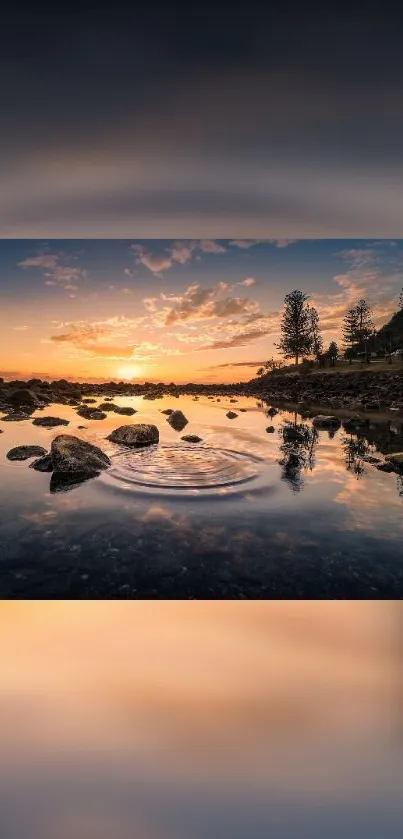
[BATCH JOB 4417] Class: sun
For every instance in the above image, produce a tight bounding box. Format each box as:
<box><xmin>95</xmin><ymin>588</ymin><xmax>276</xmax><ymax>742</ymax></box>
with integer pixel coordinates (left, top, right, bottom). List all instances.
<box><xmin>116</xmin><ymin>364</ymin><xmax>143</xmax><ymax>381</ymax></box>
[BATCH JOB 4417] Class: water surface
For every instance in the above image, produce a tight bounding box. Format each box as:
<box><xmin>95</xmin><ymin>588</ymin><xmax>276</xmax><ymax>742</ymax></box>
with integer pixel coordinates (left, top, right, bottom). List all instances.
<box><xmin>1</xmin><ymin>394</ymin><xmax>403</xmax><ymax>597</ymax></box>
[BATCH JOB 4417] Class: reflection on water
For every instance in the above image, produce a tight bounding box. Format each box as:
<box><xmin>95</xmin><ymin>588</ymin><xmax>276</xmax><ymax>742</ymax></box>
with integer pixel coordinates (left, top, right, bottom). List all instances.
<box><xmin>0</xmin><ymin>601</ymin><xmax>403</xmax><ymax>837</ymax></box>
<box><xmin>1</xmin><ymin>395</ymin><xmax>403</xmax><ymax>597</ymax></box>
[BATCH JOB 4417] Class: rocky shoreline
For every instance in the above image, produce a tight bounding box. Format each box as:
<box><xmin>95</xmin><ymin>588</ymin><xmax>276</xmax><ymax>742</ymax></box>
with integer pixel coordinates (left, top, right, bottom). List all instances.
<box><xmin>1</xmin><ymin>369</ymin><xmax>403</xmax><ymax>414</ymax></box>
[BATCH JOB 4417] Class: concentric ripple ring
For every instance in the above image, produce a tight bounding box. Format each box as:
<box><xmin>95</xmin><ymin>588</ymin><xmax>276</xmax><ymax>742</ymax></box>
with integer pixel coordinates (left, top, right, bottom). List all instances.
<box><xmin>99</xmin><ymin>444</ymin><xmax>269</xmax><ymax>496</ymax></box>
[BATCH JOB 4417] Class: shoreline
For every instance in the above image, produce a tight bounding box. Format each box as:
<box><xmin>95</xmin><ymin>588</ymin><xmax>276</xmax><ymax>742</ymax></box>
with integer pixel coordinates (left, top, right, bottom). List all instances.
<box><xmin>1</xmin><ymin>368</ymin><xmax>403</xmax><ymax>415</ymax></box>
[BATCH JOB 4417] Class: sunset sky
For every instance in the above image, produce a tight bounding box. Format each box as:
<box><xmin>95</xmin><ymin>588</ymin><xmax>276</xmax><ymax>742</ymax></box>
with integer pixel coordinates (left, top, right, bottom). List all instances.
<box><xmin>1</xmin><ymin>239</ymin><xmax>402</xmax><ymax>383</ymax></box>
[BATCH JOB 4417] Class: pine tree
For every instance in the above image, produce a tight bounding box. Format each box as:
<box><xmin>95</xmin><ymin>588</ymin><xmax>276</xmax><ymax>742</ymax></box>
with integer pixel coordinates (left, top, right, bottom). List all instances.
<box><xmin>355</xmin><ymin>299</ymin><xmax>374</xmax><ymax>362</ymax></box>
<box><xmin>399</xmin><ymin>288</ymin><xmax>403</xmax><ymax>310</ymax></box>
<box><xmin>276</xmin><ymin>290</ymin><xmax>312</xmax><ymax>366</ymax></box>
<box><xmin>307</xmin><ymin>306</ymin><xmax>323</xmax><ymax>360</ymax></box>
<box><xmin>342</xmin><ymin>307</ymin><xmax>359</xmax><ymax>364</ymax></box>
<box><xmin>326</xmin><ymin>341</ymin><xmax>339</xmax><ymax>367</ymax></box>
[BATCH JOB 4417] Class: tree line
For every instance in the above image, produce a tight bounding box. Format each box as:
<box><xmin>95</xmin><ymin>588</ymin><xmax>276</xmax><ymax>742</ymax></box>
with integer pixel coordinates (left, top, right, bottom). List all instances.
<box><xmin>257</xmin><ymin>287</ymin><xmax>403</xmax><ymax>376</ymax></box>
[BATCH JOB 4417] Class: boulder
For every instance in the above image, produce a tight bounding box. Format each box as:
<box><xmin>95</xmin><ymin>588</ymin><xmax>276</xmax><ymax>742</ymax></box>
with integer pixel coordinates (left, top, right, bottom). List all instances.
<box><xmin>32</xmin><ymin>416</ymin><xmax>69</xmax><ymax>427</ymax></box>
<box><xmin>168</xmin><ymin>410</ymin><xmax>188</xmax><ymax>430</ymax></box>
<box><xmin>343</xmin><ymin>416</ymin><xmax>369</xmax><ymax>433</ymax></box>
<box><xmin>181</xmin><ymin>434</ymin><xmax>202</xmax><ymax>443</ymax></box>
<box><xmin>1</xmin><ymin>411</ymin><xmax>31</xmax><ymax>422</ymax></box>
<box><xmin>226</xmin><ymin>411</ymin><xmax>238</xmax><ymax>419</ymax></box>
<box><xmin>107</xmin><ymin>424</ymin><xmax>159</xmax><ymax>447</ymax></box>
<box><xmin>6</xmin><ymin>445</ymin><xmax>47</xmax><ymax>461</ymax></box>
<box><xmin>312</xmin><ymin>415</ymin><xmax>341</xmax><ymax>429</ymax></box>
<box><xmin>9</xmin><ymin>388</ymin><xmax>42</xmax><ymax>408</ymax></box>
<box><xmin>50</xmin><ymin>435</ymin><xmax>111</xmax><ymax>473</ymax></box>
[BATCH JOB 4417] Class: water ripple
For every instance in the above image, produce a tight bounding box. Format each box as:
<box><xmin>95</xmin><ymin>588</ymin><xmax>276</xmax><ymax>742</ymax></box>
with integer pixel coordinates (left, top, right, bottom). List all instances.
<box><xmin>99</xmin><ymin>444</ymin><xmax>270</xmax><ymax>497</ymax></box>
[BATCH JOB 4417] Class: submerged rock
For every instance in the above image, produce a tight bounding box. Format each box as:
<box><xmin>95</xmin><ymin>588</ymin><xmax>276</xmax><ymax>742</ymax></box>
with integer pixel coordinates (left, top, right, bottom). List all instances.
<box><xmin>97</xmin><ymin>402</ymin><xmax>118</xmax><ymax>411</ymax></box>
<box><xmin>312</xmin><ymin>415</ymin><xmax>341</xmax><ymax>429</ymax></box>
<box><xmin>239</xmin><ymin>408</ymin><xmax>247</xmax><ymax>412</ymax></box>
<box><xmin>76</xmin><ymin>407</ymin><xmax>107</xmax><ymax>420</ymax></box>
<box><xmin>82</xmin><ymin>398</ymin><xmax>97</xmax><ymax>404</ymax></box>
<box><xmin>6</xmin><ymin>445</ymin><xmax>47</xmax><ymax>461</ymax></box>
<box><xmin>161</xmin><ymin>409</ymin><xmax>174</xmax><ymax>415</ymax></box>
<box><xmin>266</xmin><ymin>407</ymin><xmax>279</xmax><ymax>417</ymax></box>
<box><xmin>107</xmin><ymin>424</ymin><xmax>159</xmax><ymax>447</ymax></box>
<box><xmin>377</xmin><ymin>462</ymin><xmax>396</xmax><ymax>473</ymax></box>
<box><xmin>50</xmin><ymin>434</ymin><xmax>111</xmax><ymax>472</ymax></box>
<box><xmin>226</xmin><ymin>411</ymin><xmax>238</xmax><ymax>419</ymax></box>
<box><xmin>32</xmin><ymin>416</ymin><xmax>69</xmax><ymax>427</ymax></box>
<box><xmin>181</xmin><ymin>434</ymin><xmax>202</xmax><ymax>443</ymax></box>
<box><xmin>30</xmin><ymin>454</ymin><xmax>54</xmax><ymax>472</ymax></box>
<box><xmin>113</xmin><ymin>406</ymin><xmax>137</xmax><ymax>416</ymax></box>
<box><xmin>266</xmin><ymin>426</ymin><xmax>275</xmax><ymax>433</ymax></box>
<box><xmin>167</xmin><ymin>410</ymin><xmax>188</xmax><ymax>431</ymax></box>
<box><xmin>1</xmin><ymin>412</ymin><xmax>31</xmax><ymax>422</ymax></box>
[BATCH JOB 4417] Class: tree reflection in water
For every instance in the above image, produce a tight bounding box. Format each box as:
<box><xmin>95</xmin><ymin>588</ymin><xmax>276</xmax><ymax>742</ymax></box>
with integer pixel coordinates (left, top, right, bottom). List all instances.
<box><xmin>342</xmin><ymin>435</ymin><xmax>371</xmax><ymax>478</ymax></box>
<box><xmin>279</xmin><ymin>412</ymin><xmax>319</xmax><ymax>493</ymax></box>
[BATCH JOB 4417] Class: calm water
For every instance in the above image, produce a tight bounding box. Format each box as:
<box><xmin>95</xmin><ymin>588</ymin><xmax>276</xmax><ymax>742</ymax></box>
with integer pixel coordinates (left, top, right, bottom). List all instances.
<box><xmin>1</xmin><ymin>394</ymin><xmax>403</xmax><ymax>597</ymax></box>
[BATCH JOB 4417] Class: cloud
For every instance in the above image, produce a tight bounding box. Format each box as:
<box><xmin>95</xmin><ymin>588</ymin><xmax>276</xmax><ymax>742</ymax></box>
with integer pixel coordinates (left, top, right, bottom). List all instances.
<box><xmin>129</xmin><ymin>240</ymin><xmax>226</xmax><ymax>276</ymax></box>
<box><xmin>237</xmin><ymin>277</ymin><xmax>256</xmax><ymax>287</ymax></box>
<box><xmin>204</xmin><ymin>360</ymin><xmax>266</xmax><ymax>369</ymax></box>
<box><xmin>13</xmin><ymin>325</ymin><xmax>29</xmax><ymax>331</ymax></box>
<box><xmin>18</xmin><ymin>254</ymin><xmax>59</xmax><ymax>269</ymax></box>
<box><xmin>163</xmin><ymin>283</ymin><xmax>259</xmax><ymax>326</ymax></box>
<box><xmin>18</xmin><ymin>251</ymin><xmax>86</xmax><ymax>292</ymax></box>
<box><xmin>229</xmin><ymin>239</ymin><xmax>299</xmax><ymax>249</ymax></box>
<box><xmin>198</xmin><ymin>328</ymin><xmax>269</xmax><ymax>351</ymax></box>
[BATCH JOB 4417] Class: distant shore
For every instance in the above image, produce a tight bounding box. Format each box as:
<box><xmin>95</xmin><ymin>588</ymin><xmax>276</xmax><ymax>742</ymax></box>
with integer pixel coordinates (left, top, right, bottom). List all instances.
<box><xmin>1</xmin><ymin>367</ymin><xmax>403</xmax><ymax>414</ymax></box>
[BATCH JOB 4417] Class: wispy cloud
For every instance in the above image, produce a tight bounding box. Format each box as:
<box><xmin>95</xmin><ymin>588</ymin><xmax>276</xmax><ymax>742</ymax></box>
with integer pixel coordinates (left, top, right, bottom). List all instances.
<box><xmin>18</xmin><ymin>251</ymin><xmax>86</xmax><ymax>293</ymax></box>
<box><xmin>161</xmin><ymin>282</ymin><xmax>259</xmax><ymax>326</ymax></box>
<box><xmin>229</xmin><ymin>239</ymin><xmax>299</xmax><ymax>249</ymax></box>
<box><xmin>129</xmin><ymin>240</ymin><xmax>226</xmax><ymax>277</ymax></box>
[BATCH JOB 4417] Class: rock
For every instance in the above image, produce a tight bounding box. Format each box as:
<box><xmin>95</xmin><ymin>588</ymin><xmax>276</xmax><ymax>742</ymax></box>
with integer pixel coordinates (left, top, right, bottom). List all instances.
<box><xmin>77</xmin><ymin>425</ymin><xmax>87</xmax><ymax>429</ymax></box>
<box><xmin>76</xmin><ymin>407</ymin><xmax>107</xmax><ymax>420</ymax></box>
<box><xmin>82</xmin><ymin>398</ymin><xmax>97</xmax><ymax>404</ymax></box>
<box><xmin>168</xmin><ymin>410</ymin><xmax>188</xmax><ymax>430</ymax></box>
<box><xmin>267</xmin><ymin>407</ymin><xmax>279</xmax><ymax>417</ymax></box>
<box><xmin>312</xmin><ymin>415</ymin><xmax>341</xmax><ymax>429</ymax></box>
<box><xmin>1</xmin><ymin>412</ymin><xmax>31</xmax><ymax>422</ymax></box>
<box><xmin>50</xmin><ymin>434</ymin><xmax>111</xmax><ymax>472</ymax></box>
<box><xmin>161</xmin><ymin>409</ymin><xmax>174</xmax><ymax>415</ymax></box>
<box><xmin>97</xmin><ymin>402</ymin><xmax>118</xmax><ymax>411</ymax></box>
<box><xmin>181</xmin><ymin>434</ymin><xmax>202</xmax><ymax>443</ymax></box>
<box><xmin>362</xmin><ymin>456</ymin><xmax>381</xmax><ymax>464</ymax></box>
<box><xmin>266</xmin><ymin>426</ymin><xmax>275</xmax><ymax>433</ymax></box>
<box><xmin>6</xmin><ymin>445</ymin><xmax>47</xmax><ymax>461</ymax></box>
<box><xmin>239</xmin><ymin>408</ymin><xmax>247</xmax><ymax>412</ymax></box>
<box><xmin>107</xmin><ymin>424</ymin><xmax>159</xmax><ymax>447</ymax></box>
<box><xmin>30</xmin><ymin>455</ymin><xmax>54</xmax><ymax>472</ymax></box>
<box><xmin>226</xmin><ymin>411</ymin><xmax>238</xmax><ymax>419</ymax></box>
<box><xmin>9</xmin><ymin>388</ymin><xmax>42</xmax><ymax>408</ymax></box>
<box><xmin>230</xmin><ymin>399</ymin><xmax>238</xmax><ymax>403</ymax></box>
<box><xmin>113</xmin><ymin>406</ymin><xmax>137</xmax><ymax>416</ymax></box>
<box><xmin>32</xmin><ymin>416</ymin><xmax>69</xmax><ymax>427</ymax></box>
<box><xmin>386</xmin><ymin>452</ymin><xmax>403</xmax><ymax>471</ymax></box>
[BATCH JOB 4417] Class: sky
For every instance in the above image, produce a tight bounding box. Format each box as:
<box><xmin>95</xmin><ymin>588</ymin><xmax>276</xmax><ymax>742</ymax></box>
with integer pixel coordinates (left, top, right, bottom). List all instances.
<box><xmin>1</xmin><ymin>8</ymin><xmax>403</xmax><ymax>237</ymax></box>
<box><xmin>1</xmin><ymin>239</ymin><xmax>402</xmax><ymax>383</ymax></box>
